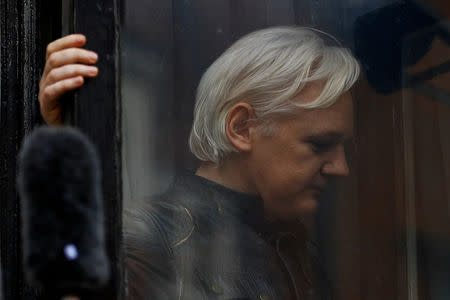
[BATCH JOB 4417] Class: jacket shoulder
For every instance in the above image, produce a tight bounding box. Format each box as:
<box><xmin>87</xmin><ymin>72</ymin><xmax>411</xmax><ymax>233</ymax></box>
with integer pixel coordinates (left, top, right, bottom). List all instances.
<box><xmin>123</xmin><ymin>193</ymin><xmax>195</xmax><ymax>253</ymax></box>
<box><xmin>123</xmin><ymin>194</ymin><xmax>195</xmax><ymax>300</ymax></box>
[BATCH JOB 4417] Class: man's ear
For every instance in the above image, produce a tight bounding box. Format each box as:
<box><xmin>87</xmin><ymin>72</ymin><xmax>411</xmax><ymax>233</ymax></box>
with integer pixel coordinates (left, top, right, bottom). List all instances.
<box><xmin>225</xmin><ymin>103</ymin><xmax>255</xmax><ymax>153</ymax></box>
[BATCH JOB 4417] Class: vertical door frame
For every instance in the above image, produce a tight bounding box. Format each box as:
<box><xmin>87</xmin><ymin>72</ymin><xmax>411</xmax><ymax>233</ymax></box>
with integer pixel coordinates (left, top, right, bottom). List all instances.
<box><xmin>1</xmin><ymin>0</ymin><xmax>60</xmax><ymax>299</ymax></box>
<box><xmin>66</xmin><ymin>0</ymin><xmax>123</xmax><ymax>299</ymax></box>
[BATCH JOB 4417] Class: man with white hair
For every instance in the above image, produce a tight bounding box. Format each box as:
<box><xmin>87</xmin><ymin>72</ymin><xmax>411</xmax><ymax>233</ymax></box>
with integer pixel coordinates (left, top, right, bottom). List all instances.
<box><xmin>40</xmin><ymin>27</ymin><xmax>360</xmax><ymax>299</ymax></box>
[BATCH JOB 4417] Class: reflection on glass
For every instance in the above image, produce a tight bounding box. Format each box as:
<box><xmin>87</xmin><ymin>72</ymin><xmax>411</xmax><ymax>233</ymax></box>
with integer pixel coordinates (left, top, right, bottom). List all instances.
<box><xmin>120</xmin><ymin>1</ymin><xmax>450</xmax><ymax>299</ymax></box>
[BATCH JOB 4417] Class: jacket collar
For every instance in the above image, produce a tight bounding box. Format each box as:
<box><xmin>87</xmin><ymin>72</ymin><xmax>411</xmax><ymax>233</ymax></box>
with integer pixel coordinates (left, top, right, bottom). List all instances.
<box><xmin>172</xmin><ymin>171</ymin><xmax>307</xmax><ymax>238</ymax></box>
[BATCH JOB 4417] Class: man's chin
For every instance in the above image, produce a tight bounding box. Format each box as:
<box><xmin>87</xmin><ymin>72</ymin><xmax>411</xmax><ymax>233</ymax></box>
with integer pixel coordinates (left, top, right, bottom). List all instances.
<box><xmin>264</xmin><ymin>193</ymin><xmax>320</xmax><ymax>221</ymax></box>
<box><xmin>288</xmin><ymin>198</ymin><xmax>318</xmax><ymax>218</ymax></box>
<box><xmin>272</xmin><ymin>198</ymin><xmax>318</xmax><ymax>221</ymax></box>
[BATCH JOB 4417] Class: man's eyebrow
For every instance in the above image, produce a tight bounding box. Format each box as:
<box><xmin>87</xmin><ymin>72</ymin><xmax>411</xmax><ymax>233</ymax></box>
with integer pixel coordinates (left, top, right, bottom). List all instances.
<box><xmin>305</xmin><ymin>132</ymin><xmax>347</xmax><ymax>141</ymax></box>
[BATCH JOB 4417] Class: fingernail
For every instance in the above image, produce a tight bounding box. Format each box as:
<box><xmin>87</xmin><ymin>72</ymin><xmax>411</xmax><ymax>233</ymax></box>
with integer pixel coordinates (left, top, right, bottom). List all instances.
<box><xmin>90</xmin><ymin>52</ymin><xmax>98</xmax><ymax>60</ymax></box>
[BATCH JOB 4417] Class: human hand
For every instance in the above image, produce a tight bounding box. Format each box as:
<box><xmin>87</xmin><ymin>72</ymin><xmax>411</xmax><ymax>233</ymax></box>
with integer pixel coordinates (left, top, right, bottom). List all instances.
<box><xmin>39</xmin><ymin>34</ymin><xmax>99</xmax><ymax>125</ymax></box>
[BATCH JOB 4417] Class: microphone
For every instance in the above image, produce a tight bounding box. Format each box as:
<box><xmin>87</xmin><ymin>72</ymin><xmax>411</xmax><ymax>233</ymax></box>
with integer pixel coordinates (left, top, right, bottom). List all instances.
<box><xmin>17</xmin><ymin>126</ymin><xmax>110</xmax><ymax>297</ymax></box>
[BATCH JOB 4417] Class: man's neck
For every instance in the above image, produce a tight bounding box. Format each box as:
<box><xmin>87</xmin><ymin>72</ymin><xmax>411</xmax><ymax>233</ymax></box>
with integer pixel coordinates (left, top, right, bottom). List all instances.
<box><xmin>195</xmin><ymin>159</ymin><xmax>258</xmax><ymax>196</ymax></box>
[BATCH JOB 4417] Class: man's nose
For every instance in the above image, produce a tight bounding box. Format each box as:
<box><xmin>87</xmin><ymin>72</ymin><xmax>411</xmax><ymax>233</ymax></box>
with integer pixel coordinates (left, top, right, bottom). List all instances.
<box><xmin>321</xmin><ymin>145</ymin><xmax>350</xmax><ymax>177</ymax></box>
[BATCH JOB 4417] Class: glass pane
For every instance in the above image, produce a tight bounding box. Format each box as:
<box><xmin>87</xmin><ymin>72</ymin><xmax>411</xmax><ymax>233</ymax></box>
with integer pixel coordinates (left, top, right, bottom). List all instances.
<box><xmin>120</xmin><ymin>1</ymin><xmax>450</xmax><ymax>299</ymax></box>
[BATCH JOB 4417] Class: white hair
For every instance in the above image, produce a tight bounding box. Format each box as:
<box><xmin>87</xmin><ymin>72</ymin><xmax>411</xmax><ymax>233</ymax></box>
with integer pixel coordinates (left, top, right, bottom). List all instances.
<box><xmin>189</xmin><ymin>26</ymin><xmax>360</xmax><ymax>164</ymax></box>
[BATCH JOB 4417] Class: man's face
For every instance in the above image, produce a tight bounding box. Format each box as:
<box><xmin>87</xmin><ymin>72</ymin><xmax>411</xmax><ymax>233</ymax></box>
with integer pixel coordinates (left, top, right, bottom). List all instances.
<box><xmin>247</xmin><ymin>85</ymin><xmax>354</xmax><ymax>220</ymax></box>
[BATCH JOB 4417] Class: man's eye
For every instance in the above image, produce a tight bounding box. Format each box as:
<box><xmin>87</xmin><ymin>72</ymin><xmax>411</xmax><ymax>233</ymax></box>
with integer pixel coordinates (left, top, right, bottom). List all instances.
<box><xmin>310</xmin><ymin>141</ymin><xmax>334</xmax><ymax>153</ymax></box>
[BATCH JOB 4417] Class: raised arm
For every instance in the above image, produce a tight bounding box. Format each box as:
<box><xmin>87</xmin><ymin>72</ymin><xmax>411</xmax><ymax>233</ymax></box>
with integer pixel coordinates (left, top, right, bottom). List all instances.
<box><xmin>39</xmin><ymin>34</ymin><xmax>99</xmax><ymax>125</ymax></box>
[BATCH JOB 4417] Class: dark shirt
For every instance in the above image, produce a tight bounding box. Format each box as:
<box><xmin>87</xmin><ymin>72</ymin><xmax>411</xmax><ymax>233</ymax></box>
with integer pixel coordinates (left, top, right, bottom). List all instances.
<box><xmin>124</xmin><ymin>172</ymin><xmax>330</xmax><ymax>300</ymax></box>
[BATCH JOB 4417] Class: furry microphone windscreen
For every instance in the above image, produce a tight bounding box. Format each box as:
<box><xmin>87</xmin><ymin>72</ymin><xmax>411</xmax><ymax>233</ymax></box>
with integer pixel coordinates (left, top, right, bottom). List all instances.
<box><xmin>17</xmin><ymin>126</ymin><xmax>110</xmax><ymax>292</ymax></box>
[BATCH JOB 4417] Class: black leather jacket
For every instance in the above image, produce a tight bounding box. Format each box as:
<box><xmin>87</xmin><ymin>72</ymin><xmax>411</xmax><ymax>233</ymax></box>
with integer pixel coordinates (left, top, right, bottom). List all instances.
<box><xmin>124</xmin><ymin>172</ymin><xmax>330</xmax><ymax>300</ymax></box>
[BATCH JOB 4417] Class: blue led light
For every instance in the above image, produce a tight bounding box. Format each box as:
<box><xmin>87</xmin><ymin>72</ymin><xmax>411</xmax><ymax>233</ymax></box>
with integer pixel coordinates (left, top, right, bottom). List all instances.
<box><xmin>64</xmin><ymin>244</ymin><xmax>79</xmax><ymax>261</ymax></box>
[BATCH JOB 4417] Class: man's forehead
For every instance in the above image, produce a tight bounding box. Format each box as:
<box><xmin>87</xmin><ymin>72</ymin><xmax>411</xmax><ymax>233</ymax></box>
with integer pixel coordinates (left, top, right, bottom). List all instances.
<box><xmin>291</xmin><ymin>100</ymin><xmax>354</xmax><ymax>139</ymax></box>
